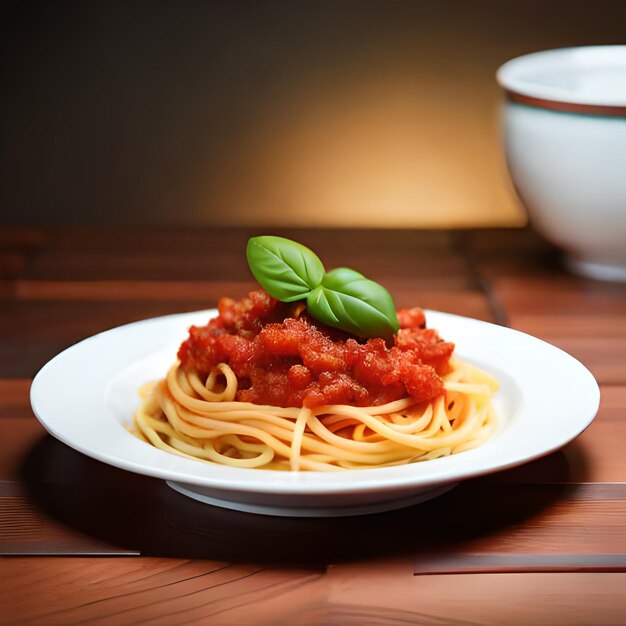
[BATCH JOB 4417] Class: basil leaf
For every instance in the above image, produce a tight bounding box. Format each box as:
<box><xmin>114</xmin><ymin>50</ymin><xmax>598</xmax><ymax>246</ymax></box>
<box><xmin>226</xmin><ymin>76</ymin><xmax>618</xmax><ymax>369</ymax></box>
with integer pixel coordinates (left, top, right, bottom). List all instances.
<box><xmin>307</xmin><ymin>269</ymin><xmax>400</xmax><ymax>339</ymax></box>
<box><xmin>322</xmin><ymin>267</ymin><xmax>366</xmax><ymax>287</ymax></box>
<box><xmin>246</xmin><ymin>236</ymin><xmax>325</xmax><ymax>302</ymax></box>
<box><xmin>246</xmin><ymin>237</ymin><xmax>400</xmax><ymax>339</ymax></box>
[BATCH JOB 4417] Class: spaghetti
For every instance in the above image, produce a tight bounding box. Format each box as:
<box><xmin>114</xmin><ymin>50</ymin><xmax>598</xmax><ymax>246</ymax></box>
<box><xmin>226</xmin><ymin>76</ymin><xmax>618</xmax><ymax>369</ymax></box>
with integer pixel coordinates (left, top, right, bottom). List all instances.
<box><xmin>132</xmin><ymin>356</ymin><xmax>498</xmax><ymax>471</ymax></box>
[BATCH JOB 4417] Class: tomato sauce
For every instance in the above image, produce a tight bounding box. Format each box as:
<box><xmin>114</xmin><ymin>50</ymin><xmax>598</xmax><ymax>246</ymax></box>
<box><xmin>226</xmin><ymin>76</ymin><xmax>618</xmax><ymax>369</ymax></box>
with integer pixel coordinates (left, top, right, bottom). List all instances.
<box><xmin>178</xmin><ymin>290</ymin><xmax>454</xmax><ymax>408</ymax></box>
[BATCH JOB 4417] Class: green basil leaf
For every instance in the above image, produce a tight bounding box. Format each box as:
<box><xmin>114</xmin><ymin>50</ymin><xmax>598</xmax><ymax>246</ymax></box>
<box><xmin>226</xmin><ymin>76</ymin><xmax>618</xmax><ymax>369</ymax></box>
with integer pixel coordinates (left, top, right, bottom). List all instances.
<box><xmin>246</xmin><ymin>236</ymin><xmax>325</xmax><ymax>302</ymax></box>
<box><xmin>307</xmin><ymin>270</ymin><xmax>400</xmax><ymax>339</ymax></box>
<box><xmin>322</xmin><ymin>267</ymin><xmax>365</xmax><ymax>287</ymax></box>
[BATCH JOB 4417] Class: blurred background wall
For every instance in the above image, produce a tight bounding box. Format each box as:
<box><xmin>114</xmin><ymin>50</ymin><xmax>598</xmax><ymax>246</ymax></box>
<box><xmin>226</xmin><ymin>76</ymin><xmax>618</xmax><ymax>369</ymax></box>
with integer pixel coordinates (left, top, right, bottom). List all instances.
<box><xmin>2</xmin><ymin>0</ymin><xmax>625</xmax><ymax>228</ymax></box>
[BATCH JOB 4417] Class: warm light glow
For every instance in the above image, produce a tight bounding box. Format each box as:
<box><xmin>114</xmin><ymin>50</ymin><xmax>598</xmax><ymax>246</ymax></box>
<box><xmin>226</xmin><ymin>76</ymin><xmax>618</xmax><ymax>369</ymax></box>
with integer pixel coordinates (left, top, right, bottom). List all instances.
<box><xmin>193</xmin><ymin>69</ymin><xmax>526</xmax><ymax>227</ymax></box>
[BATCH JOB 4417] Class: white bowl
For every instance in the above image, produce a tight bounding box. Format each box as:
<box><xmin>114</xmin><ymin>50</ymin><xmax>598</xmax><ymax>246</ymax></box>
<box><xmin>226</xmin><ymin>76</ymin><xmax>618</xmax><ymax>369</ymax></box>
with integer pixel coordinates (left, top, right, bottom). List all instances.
<box><xmin>497</xmin><ymin>46</ymin><xmax>626</xmax><ymax>282</ymax></box>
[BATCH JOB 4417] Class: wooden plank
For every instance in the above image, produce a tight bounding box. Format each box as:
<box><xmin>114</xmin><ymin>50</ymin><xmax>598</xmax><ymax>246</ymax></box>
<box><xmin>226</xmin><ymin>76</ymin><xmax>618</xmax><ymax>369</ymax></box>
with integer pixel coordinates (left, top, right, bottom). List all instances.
<box><xmin>482</xmin><ymin>276</ymin><xmax>626</xmax><ymax>382</ymax></box>
<box><xmin>510</xmin><ymin>313</ymin><xmax>626</xmax><ymax>339</ymax></box>
<box><xmin>493</xmin><ymin>423</ymin><xmax>626</xmax><ymax>485</ymax></box>
<box><xmin>381</xmin><ymin>282</ymin><xmax>493</xmax><ymax>319</ymax></box>
<box><xmin>0</xmin><ymin>227</ymin><xmax>48</xmax><ymax>248</ymax></box>
<box><xmin>0</xmin><ymin>228</ymin><xmax>47</xmax><ymax>280</ymax></box>
<box><xmin>3</xmin><ymin>280</ymin><xmax>493</xmax><ymax>322</ymax></box>
<box><xmin>25</xmin><ymin>250</ymin><xmax>251</xmax><ymax>281</ymax></box>
<box><xmin>539</xmin><ymin>337</ymin><xmax>626</xmax><ymax>385</ymax></box>
<box><xmin>462</xmin><ymin>226</ymin><xmax>552</xmax><ymax>257</ymax></box>
<box><xmin>0</xmin><ymin>340</ymin><xmax>83</xmax><ymax>378</ymax></box>
<box><xmin>26</xmin><ymin>228</ymin><xmax>467</xmax><ymax>285</ymax></box>
<box><xmin>0</xmin><ymin>419</ymin><xmax>45</xmax><ymax>480</ymax></box>
<box><xmin>563</xmin><ymin>420</ymin><xmax>626</xmax><ymax>483</ymax></box>
<box><xmin>489</xmin><ymin>273</ymin><xmax>625</xmax><ymax>304</ymax></box>
<box><xmin>428</xmin><ymin>488</ymin><xmax>626</xmax><ymax>555</ymax></box>
<box><xmin>488</xmin><ymin>276</ymin><xmax>626</xmax><ymax>313</ymax></box>
<box><xmin>0</xmin><ymin>301</ymin><xmax>212</xmax><ymax>342</ymax></box>
<box><xmin>0</xmin><ymin>557</ymin><xmax>323</xmax><ymax>625</ymax></box>
<box><xmin>2</xmin><ymin>476</ymin><xmax>625</xmax><ymax>559</ymax></box>
<box><xmin>324</xmin><ymin>561</ymin><xmax>626</xmax><ymax>626</ymax></box>
<box><xmin>0</xmin><ymin>254</ymin><xmax>27</xmax><ymax>279</ymax></box>
<box><xmin>73</xmin><ymin>568</ymin><xmax>321</xmax><ymax>626</ymax></box>
<box><xmin>0</xmin><ymin>379</ymin><xmax>32</xmax><ymax>417</ymax></box>
<box><xmin>42</xmin><ymin>227</ymin><xmax>254</xmax><ymax>253</ymax></box>
<box><xmin>2</xmin><ymin>556</ymin><xmax>626</xmax><ymax>625</ymax></box>
<box><xmin>0</xmin><ymin>482</ymin><xmax>138</xmax><ymax>556</ymax></box>
<box><xmin>41</xmin><ymin>227</ymin><xmax>455</xmax><ymax>255</ymax></box>
<box><xmin>23</xmin><ymin>250</ymin><xmax>473</xmax><ymax>288</ymax></box>
<box><xmin>598</xmin><ymin>385</ymin><xmax>626</xmax><ymax>413</ymax></box>
<box><xmin>0</xmin><ymin>301</ymin><xmax>214</xmax><ymax>377</ymax></box>
<box><xmin>9</xmin><ymin>280</ymin><xmax>256</xmax><ymax>302</ymax></box>
<box><xmin>413</xmin><ymin>553</ymin><xmax>626</xmax><ymax>574</ymax></box>
<box><xmin>24</xmin><ymin>228</ymin><xmax>465</xmax><ymax>288</ymax></box>
<box><xmin>487</xmin><ymin>276</ymin><xmax>626</xmax><ymax>340</ymax></box>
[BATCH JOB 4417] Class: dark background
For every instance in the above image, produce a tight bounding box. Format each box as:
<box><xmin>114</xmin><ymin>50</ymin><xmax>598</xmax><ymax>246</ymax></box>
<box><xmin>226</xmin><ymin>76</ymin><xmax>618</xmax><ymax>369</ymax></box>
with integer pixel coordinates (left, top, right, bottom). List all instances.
<box><xmin>2</xmin><ymin>1</ymin><xmax>625</xmax><ymax>227</ymax></box>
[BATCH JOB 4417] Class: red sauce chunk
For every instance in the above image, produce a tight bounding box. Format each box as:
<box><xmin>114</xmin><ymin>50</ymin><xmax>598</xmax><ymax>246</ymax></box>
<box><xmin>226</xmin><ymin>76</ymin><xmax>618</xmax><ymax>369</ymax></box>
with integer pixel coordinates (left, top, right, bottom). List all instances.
<box><xmin>178</xmin><ymin>290</ymin><xmax>454</xmax><ymax>409</ymax></box>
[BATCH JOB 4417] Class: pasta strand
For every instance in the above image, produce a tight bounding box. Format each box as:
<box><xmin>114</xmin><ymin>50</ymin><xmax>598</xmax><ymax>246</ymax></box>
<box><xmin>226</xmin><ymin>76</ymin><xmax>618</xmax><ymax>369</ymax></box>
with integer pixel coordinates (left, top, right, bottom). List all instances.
<box><xmin>133</xmin><ymin>360</ymin><xmax>497</xmax><ymax>471</ymax></box>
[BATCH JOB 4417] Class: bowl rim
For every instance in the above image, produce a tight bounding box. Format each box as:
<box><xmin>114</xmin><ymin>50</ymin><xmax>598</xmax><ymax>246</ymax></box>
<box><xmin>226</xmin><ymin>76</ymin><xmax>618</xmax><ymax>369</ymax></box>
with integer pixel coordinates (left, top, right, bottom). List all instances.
<box><xmin>497</xmin><ymin>45</ymin><xmax>626</xmax><ymax>116</ymax></box>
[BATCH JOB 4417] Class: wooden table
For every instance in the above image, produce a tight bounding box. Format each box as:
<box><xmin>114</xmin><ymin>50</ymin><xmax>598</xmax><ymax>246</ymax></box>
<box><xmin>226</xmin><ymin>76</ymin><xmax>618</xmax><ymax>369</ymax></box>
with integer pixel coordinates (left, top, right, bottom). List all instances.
<box><xmin>1</xmin><ymin>226</ymin><xmax>625</xmax><ymax>625</ymax></box>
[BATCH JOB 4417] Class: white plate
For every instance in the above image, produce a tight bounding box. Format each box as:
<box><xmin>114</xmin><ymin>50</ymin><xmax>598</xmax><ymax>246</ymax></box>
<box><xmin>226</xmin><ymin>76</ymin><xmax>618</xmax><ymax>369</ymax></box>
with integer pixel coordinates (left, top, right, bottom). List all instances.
<box><xmin>30</xmin><ymin>310</ymin><xmax>600</xmax><ymax>517</ymax></box>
